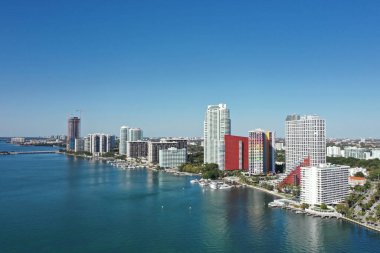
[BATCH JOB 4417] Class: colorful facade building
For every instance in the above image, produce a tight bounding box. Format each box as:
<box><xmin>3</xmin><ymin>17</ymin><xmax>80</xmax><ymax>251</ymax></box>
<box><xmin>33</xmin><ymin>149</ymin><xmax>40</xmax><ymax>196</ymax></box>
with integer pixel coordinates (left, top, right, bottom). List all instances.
<box><xmin>224</xmin><ymin>135</ymin><xmax>248</xmax><ymax>171</ymax></box>
<box><xmin>248</xmin><ymin>129</ymin><xmax>275</xmax><ymax>175</ymax></box>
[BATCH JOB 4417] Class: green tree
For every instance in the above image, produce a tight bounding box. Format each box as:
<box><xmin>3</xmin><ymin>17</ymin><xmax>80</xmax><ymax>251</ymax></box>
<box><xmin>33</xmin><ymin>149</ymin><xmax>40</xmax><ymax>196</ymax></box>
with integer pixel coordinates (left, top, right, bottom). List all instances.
<box><xmin>354</xmin><ymin>171</ymin><xmax>365</xmax><ymax>177</ymax></box>
<box><xmin>320</xmin><ymin>203</ymin><xmax>328</xmax><ymax>210</ymax></box>
<box><xmin>335</xmin><ymin>203</ymin><xmax>349</xmax><ymax>215</ymax></box>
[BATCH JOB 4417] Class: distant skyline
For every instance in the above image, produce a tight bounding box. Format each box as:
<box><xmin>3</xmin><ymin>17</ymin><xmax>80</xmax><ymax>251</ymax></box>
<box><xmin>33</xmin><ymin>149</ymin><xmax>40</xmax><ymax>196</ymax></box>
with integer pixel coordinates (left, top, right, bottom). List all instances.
<box><xmin>1</xmin><ymin>1</ymin><xmax>379</xmax><ymax>138</ymax></box>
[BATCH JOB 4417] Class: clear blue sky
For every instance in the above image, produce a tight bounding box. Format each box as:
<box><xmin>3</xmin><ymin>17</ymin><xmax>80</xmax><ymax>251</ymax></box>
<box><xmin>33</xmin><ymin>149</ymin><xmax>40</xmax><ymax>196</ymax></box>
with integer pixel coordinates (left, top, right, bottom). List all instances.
<box><xmin>1</xmin><ymin>0</ymin><xmax>379</xmax><ymax>138</ymax></box>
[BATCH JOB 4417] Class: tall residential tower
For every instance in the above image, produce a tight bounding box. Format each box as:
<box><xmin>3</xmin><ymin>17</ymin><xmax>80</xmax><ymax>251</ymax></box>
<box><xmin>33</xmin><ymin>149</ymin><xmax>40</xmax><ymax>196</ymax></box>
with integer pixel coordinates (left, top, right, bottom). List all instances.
<box><xmin>129</xmin><ymin>128</ymin><xmax>143</xmax><ymax>141</ymax></box>
<box><xmin>204</xmin><ymin>104</ymin><xmax>231</xmax><ymax>170</ymax></box>
<box><xmin>67</xmin><ymin>116</ymin><xmax>80</xmax><ymax>151</ymax></box>
<box><xmin>285</xmin><ymin>115</ymin><xmax>326</xmax><ymax>172</ymax></box>
<box><xmin>248</xmin><ymin>129</ymin><xmax>275</xmax><ymax>175</ymax></box>
<box><xmin>279</xmin><ymin>115</ymin><xmax>326</xmax><ymax>186</ymax></box>
<box><xmin>119</xmin><ymin>126</ymin><xmax>129</xmax><ymax>155</ymax></box>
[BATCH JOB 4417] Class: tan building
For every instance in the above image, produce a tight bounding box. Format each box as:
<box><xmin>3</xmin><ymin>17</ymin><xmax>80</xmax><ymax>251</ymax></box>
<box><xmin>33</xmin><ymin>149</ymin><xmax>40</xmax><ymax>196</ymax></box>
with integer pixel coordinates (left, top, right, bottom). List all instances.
<box><xmin>348</xmin><ymin>176</ymin><xmax>366</xmax><ymax>187</ymax></box>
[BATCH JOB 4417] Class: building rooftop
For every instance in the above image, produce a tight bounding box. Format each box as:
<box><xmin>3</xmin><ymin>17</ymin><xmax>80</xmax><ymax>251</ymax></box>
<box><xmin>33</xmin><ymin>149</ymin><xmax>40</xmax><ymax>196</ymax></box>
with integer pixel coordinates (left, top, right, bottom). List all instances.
<box><xmin>349</xmin><ymin>176</ymin><xmax>366</xmax><ymax>181</ymax></box>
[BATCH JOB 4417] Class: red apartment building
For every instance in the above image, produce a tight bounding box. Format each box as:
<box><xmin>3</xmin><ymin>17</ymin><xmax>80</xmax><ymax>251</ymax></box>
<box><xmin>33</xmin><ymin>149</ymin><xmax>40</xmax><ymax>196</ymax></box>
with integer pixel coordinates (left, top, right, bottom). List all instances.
<box><xmin>224</xmin><ymin>135</ymin><xmax>248</xmax><ymax>171</ymax></box>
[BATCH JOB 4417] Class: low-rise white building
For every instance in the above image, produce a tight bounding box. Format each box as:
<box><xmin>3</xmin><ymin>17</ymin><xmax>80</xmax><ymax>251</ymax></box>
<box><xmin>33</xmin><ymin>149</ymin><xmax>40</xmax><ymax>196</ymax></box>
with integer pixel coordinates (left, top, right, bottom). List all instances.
<box><xmin>301</xmin><ymin>164</ymin><xmax>349</xmax><ymax>205</ymax></box>
<box><xmin>371</xmin><ymin>149</ymin><xmax>380</xmax><ymax>159</ymax></box>
<box><xmin>159</xmin><ymin>148</ymin><xmax>186</xmax><ymax>168</ymax></box>
<box><xmin>11</xmin><ymin>137</ymin><xmax>25</xmax><ymax>144</ymax></box>
<box><xmin>344</xmin><ymin>147</ymin><xmax>370</xmax><ymax>159</ymax></box>
<box><xmin>327</xmin><ymin>146</ymin><xmax>342</xmax><ymax>157</ymax></box>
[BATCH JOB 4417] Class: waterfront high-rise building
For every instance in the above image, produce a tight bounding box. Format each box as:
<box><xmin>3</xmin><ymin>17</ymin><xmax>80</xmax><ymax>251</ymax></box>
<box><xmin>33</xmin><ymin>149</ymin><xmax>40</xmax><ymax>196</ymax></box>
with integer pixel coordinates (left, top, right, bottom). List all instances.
<box><xmin>90</xmin><ymin>134</ymin><xmax>100</xmax><ymax>154</ymax></box>
<box><xmin>161</xmin><ymin>138</ymin><xmax>188</xmax><ymax>151</ymax></box>
<box><xmin>280</xmin><ymin>115</ymin><xmax>326</xmax><ymax>186</ymax></box>
<box><xmin>85</xmin><ymin>133</ymin><xmax>115</xmax><ymax>154</ymax></box>
<box><xmin>74</xmin><ymin>138</ymin><xmax>84</xmax><ymax>152</ymax></box>
<box><xmin>248</xmin><ymin>129</ymin><xmax>275</xmax><ymax>175</ymax></box>
<box><xmin>67</xmin><ymin>116</ymin><xmax>80</xmax><ymax>151</ymax></box>
<box><xmin>129</xmin><ymin>128</ymin><xmax>143</xmax><ymax>142</ymax></box>
<box><xmin>119</xmin><ymin>126</ymin><xmax>130</xmax><ymax>155</ymax></box>
<box><xmin>159</xmin><ymin>147</ymin><xmax>187</xmax><ymax>168</ymax></box>
<box><xmin>106</xmin><ymin>135</ymin><xmax>116</xmax><ymax>153</ymax></box>
<box><xmin>285</xmin><ymin>115</ymin><xmax>326</xmax><ymax>172</ymax></box>
<box><xmin>204</xmin><ymin>104</ymin><xmax>231</xmax><ymax>170</ymax></box>
<box><xmin>224</xmin><ymin>135</ymin><xmax>248</xmax><ymax>171</ymax></box>
<box><xmin>84</xmin><ymin>136</ymin><xmax>91</xmax><ymax>152</ymax></box>
<box><xmin>148</xmin><ymin>141</ymin><xmax>182</xmax><ymax>164</ymax></box>
<box><xmin>127</xmin><ymin>141</ymin><xmax>148</xmax><ymax>158</ymax></box>
<box><xmin>300</xmin><ymin>164</ymin><xmax>349</xmax><ymax>205</ymax></box>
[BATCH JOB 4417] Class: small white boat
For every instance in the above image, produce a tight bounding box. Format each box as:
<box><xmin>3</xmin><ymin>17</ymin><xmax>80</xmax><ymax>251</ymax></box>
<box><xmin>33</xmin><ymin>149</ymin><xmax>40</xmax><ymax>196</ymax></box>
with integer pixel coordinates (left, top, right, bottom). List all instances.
<box><xmin>219</xmin><ymin>184</ymin><xmax>232</xmax><ymax>190</ymax></box>
<box><xmin>199</xmin><ymin>181</ymin><xmax>208</xmax><ymax>187</ymax></box>
<box><xmin>209</xmin><ymin>182</ymin><xmax>219</xmax><ymax>189</ymax></box>
<box><xmin>190</xmin><ymin>179</ymin><xmax>199</xmax><ymax>184</ymax></box>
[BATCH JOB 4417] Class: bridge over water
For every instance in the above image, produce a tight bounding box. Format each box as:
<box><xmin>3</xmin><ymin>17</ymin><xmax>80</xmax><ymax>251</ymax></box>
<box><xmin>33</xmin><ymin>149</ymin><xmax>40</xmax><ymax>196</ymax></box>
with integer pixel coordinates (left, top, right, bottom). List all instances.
<box><xmin>0</xmin><ymin>151</ymin><xmax>60</xmax><ymax>155</ymax></box>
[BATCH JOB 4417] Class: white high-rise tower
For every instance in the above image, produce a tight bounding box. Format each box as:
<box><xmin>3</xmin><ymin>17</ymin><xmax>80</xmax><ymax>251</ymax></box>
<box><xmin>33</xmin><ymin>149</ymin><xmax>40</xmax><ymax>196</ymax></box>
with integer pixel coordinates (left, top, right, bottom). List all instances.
<box><xmin>129</xmin><ymin>128</ymin><xmax>143</xmax><ymax>141</ymax></box>
<box><xmin>285</xmin><ymin>115</ymin><xmax>326</xmax><ymax>172</ymax></box>
<box><xmin>204</xmin><ymin>104</ymin><xmax>231</xmax><ymax>170</ymax></box>
<box><xmin>119</xmin><ymin>126</ymin><xmax>130</xmax><ymax>155</ymax></box>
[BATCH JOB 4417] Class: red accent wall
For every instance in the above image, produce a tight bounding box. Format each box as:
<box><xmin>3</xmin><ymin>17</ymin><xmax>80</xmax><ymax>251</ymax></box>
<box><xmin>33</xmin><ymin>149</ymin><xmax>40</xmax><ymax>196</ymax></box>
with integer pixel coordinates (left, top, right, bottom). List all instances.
<box><xmin>279</xmin><ymin>157</ymin><xmax>310</xmax><ymax>187</ymax></box>
<box><xmin>225</xmin><ymin>135</ymin><xmax>248</xmax><ymax>171</ymax></box>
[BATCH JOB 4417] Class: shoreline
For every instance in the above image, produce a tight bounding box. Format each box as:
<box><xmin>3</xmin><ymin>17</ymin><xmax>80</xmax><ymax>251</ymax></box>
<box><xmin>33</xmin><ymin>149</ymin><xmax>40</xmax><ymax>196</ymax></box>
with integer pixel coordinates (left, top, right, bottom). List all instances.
<box><xmin>55</xmin><ymin>153</ymin><xmax>380</xmax><ymax>234</ymax></box>
<box><xmin>242</xmin><ymin>183</ymin><xmax>289</xmax><ymax>199</ymax></box>
<box><xmin>244</xmin><ymin>183</ymin><xmax>380</xmax><ymax>234</ymax></box>
<box><xmin>342</xmin><ymin>217</ymin><xmax>380</xmax><ymax>233</ymax></box>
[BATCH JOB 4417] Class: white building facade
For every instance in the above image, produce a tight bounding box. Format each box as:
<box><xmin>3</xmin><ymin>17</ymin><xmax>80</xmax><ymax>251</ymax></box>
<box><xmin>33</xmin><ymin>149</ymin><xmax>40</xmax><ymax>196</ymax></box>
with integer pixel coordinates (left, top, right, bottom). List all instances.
<box><xmin>204</xmin><ymin>104</ymin><xmax>231</xmax><ymax>170</ymax></box>
<box><xmin>301</xmin><ymin>164</ymin><xmax>350</xmax><ymax>205</ymax></box>
<box><xmin>159</xmin><ymin>148</ymin><xmax>187</xmax><ymax>168</ymax></box>
<box><xmin>84</xmin><ymin>136</ymin><xmax>91</xmax><ymax>152</ymax></box>
<box><xmin>285</xmin><ymin>115</ymin><xmax>326</xmax><ymax>172</ymax></box>
<box><xmin>327</xmin><ymin>146</ymin><xmax>342</xmax><ymax>157</ymax></box>
<box><xmin>10</xmin><ymin>137</ymin><xmax>25</xmax><ymax>144</ymax></box>
<box><xmin>119</xmin><ymin>126</ymin><xmax>130</xmax><ymax>155</ymax></box>
<box><xmin>128</xmin><ymin>128</ymin><xmax>143</xmax><ymax>142</ymax></box>
<box><xmin>372</xmin><ymin>149</ymin><xmax>380</xmax><ymax>159</ymax></box>
<box><xmin>74</xmin><ymin>138</ymin><xmax>84</xmax><ymax>152</ymax></box>
<box><xmin>84</xmin><ymin>133</ymin><xmax>115</xmax><ymax>154</ymax></box>
<box><xmin>344</xmin><ymin>147</ymin><xmax>370</xmax><ymax>160</ymax></box>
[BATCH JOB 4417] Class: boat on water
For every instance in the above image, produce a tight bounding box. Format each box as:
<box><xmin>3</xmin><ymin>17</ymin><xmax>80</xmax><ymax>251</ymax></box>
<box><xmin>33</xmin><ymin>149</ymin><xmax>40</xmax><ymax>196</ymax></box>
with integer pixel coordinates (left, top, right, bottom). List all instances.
<box><xmin>190</xmin><ymin>179</ymin><xmax>199</xmax><ymax>184</ymax></box>
<box><xmin>199</xmin><ymin>181</ymin><xmax>208</xmax><ymax>187</ymax></box>
<box><xmin>209</xmin><ymin>182</ymin><xmax>220</xmax><ymax>189</ymax></box>
<box><xmin>219</xmin><ymin>184</ymin><xmax>232</xmax><ymax>190</ymax></box>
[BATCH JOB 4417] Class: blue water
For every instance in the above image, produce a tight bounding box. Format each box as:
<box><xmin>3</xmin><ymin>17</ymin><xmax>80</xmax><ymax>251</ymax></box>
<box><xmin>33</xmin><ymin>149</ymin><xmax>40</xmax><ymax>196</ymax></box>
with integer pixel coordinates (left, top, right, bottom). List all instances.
<box><xmin>0</xmin><ymin>141</ymin><xmax>380</xmax><ymax>252</ymax></box>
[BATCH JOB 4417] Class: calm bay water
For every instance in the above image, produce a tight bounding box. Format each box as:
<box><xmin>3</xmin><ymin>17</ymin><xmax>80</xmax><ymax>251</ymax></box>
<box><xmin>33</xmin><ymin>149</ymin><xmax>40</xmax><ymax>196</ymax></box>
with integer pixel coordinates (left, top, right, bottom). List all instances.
<box><xmin>1</xmin><ymin>141</ymin><xmax>380</xmax><ymax>252</ymax></box>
